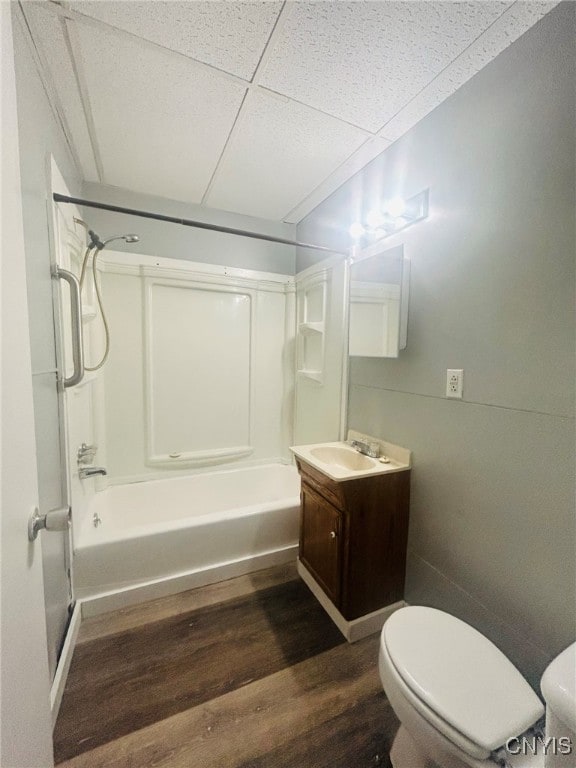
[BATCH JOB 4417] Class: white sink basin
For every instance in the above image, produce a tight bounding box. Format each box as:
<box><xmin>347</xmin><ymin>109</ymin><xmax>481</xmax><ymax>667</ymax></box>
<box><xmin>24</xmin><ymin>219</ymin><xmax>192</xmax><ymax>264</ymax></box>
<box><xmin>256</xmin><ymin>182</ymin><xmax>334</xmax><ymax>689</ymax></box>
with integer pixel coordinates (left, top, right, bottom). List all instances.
<box><xmin>291</xmin><ymin>437</ymin><xmax>411</xmax><ymax>482</ymax></box>
<box><xmin>310</xmin><ymin>445</ymin><xmax>375</xmax><ymax>472</ymax></box>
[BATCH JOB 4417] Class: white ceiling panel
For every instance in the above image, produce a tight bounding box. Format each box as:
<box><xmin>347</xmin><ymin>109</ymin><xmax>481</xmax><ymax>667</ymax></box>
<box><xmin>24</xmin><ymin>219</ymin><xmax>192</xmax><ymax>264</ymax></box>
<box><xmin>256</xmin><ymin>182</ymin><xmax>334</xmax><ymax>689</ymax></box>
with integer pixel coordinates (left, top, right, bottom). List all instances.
<box><xmin>380</xmin><ymin>1</ymin><xmax>562</xmax><ymax>142</ymax></box>
<box><xmin>259</xmin><ymin>1</ymin><xmax>512</xmax><ymax>133</ymax></box>
<box><xmin>68</xmin><ymin>0</ymin><xmax>282</xmax><ymax>81</ymax></box>
<box><xmin>26</xmin><ymin>1</ymin><xmax>561</xmax><ymax>222</ymax></box>
<box><xmin>74</xmin><ymin>21</ymin><xmax>247</xmax><ymax>203</ymax></box>
<box><xmin>21</xmin><ymin>3</ymin><xmax>99</xmax><ymax>181</ymax></box>
<box><xmin>207</xmin><ymin>90</ymin><xmax>368</xmax><ymax>220</ymax></box>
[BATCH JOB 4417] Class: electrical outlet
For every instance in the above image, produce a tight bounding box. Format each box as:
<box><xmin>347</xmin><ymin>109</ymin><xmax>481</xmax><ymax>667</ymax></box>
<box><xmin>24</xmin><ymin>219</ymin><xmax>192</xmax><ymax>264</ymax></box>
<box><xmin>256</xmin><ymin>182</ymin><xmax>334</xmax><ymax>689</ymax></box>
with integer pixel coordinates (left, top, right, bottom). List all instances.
<box><xmin>446</xmin><ymin>369</ymin><xmax>464</xmax><ymax>399</ymax></box>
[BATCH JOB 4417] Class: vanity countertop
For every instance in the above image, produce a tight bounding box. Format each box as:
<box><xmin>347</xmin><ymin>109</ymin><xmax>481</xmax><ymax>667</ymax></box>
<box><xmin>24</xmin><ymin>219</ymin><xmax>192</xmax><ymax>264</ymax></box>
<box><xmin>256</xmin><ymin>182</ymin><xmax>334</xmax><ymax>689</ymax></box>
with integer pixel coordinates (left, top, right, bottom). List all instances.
<box><xmin>291</xmin><ymin>431</ymin><xmax>411</xmax><ymax>482</ymax></box>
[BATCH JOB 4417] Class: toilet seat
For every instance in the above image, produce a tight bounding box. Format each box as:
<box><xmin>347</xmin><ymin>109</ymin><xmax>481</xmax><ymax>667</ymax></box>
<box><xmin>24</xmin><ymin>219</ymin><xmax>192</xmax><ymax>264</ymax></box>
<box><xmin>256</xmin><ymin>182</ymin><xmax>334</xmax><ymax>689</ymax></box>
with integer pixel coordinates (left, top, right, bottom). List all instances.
<box><xmin>380</xmin><ymin>634</ymin><xmax>495</xmax><ymax>761</ymax></box>
<box><xmin>382</xmin><ymin>607</ymin><xmax>545</xmax><ymax>758</ymax></box>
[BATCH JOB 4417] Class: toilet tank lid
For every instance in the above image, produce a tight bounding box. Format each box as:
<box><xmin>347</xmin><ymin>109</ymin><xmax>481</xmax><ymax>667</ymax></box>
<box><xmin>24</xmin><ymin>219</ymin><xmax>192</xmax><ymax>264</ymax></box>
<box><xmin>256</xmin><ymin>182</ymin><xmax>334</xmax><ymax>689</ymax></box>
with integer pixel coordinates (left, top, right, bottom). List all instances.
<box><xmin>383</xmin><ymin>606</ymin><xmax>545</xmax><ymax>752</ymax></box>
<box><xmin>541</xmin><ymin>642</ymin><xmax>576</xmax><ymax>733</ymax></box>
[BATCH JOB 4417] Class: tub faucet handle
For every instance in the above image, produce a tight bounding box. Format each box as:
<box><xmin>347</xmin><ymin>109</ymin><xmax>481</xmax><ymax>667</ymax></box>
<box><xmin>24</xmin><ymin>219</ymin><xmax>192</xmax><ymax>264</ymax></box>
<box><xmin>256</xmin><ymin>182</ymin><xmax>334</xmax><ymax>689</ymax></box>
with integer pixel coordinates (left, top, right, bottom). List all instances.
<box><xmin>77</xmin><ymin>443</ymin><xmax>98</xmax><ymax>465</ymax></box>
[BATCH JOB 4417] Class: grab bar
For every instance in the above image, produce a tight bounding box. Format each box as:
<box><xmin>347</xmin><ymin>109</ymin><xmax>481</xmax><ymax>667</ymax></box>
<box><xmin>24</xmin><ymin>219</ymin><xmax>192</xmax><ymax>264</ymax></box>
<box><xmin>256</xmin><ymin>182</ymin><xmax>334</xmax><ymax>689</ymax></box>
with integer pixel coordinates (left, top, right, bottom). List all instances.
<box><xmin>54</xmin><ymin>267</ymin><xmax>84</xmax><ymax>387</ymax></box>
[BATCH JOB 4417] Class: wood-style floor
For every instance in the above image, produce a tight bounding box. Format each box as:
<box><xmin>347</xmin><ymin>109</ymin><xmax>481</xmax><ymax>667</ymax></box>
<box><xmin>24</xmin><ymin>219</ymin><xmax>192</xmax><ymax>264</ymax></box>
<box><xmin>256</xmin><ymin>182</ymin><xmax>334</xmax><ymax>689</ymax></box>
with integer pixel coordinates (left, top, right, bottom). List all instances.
<box><xmin>54</xmin><ymin>564</ymin><xmax>399</xmax><ymax>768</ymax></box>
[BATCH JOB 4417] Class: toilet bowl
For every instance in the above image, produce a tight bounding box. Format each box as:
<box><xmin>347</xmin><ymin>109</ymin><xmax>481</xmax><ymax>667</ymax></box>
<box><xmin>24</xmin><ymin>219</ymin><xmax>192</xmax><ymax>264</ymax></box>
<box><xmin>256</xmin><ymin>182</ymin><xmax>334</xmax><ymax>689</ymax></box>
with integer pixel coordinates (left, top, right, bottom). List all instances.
<box><xmin>379</xmin><ymin>606</ymin><xmax>575</xmax><ymax>768</ymax></box>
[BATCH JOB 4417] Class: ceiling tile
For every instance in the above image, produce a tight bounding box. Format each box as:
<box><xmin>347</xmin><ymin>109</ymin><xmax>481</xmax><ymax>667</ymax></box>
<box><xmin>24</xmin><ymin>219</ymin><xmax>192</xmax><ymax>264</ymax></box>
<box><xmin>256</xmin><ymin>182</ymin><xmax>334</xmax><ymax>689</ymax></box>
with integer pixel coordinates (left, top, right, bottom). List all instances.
<box><xmin>22</xmin><ymin>3</ymin><xmax>99</xmax><ymax>181</ymax></box>
<box><xmin>206</xmin><ymin>90</ymin><xmax>368</xmax><ymax>220</ymax></box>
<box><xmin>74</xmin><ymin>21</ymin><xmax>246</xmax><ymax>203</ymax></box>
<box><xmin>259</xmin><ymin>1</ymin><xmax>512</xmax><ymax>133</ymax></box>
<box><xmin>380</xmin><ymin>1</ymin><xmax>562</xmax><ymax>141</ymax></box>
<box><xmin>27</xmin><ymin>1</ymin><xmax>560</xmax><ymax>223</ymax></box>
<box><xmin>68</xmin><ymin>0</ymin><xmax>282</xmax><ymax>81</ymax></box>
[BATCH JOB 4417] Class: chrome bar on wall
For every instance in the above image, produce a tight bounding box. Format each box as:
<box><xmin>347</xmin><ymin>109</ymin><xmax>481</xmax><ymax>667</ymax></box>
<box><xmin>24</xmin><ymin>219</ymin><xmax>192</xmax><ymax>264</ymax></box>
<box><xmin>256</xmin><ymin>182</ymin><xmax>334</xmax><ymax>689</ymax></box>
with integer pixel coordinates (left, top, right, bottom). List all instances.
<box><xmin>52</xmin><ymin>193</ymin><xmax>348</xmax><ymax>256</ymax></box>
<box><xmin>53</xmin><ymin>266</ymin><xmax>84</xmax><ymax>387</ymax></box>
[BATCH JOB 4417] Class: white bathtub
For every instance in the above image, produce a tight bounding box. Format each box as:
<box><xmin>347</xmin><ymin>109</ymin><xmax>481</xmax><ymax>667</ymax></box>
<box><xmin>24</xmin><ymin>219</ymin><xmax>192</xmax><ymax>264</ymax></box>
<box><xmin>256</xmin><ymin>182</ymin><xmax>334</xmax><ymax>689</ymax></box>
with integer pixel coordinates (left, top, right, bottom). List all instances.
<box><xmin>74</xmin><ymin>463</ymin><xmax>301</xmax><ymax>608</ymax></box>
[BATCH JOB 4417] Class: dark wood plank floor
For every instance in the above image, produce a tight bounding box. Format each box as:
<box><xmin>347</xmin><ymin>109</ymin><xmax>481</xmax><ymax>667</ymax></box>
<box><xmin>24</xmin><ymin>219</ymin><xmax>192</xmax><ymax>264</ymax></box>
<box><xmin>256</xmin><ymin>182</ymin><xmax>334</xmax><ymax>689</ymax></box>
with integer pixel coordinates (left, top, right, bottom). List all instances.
<box><xmin>55</xmin><ymin>565</ymin><xmax>399</xmax><ymax>768</ymax></box>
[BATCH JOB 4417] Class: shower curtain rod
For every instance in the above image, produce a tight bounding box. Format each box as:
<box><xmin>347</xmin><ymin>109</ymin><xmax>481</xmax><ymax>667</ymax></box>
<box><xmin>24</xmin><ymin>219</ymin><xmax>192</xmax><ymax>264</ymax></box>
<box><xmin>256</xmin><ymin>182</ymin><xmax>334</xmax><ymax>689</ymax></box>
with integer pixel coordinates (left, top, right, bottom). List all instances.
<box><xmin>52</xmin><ymin>194</ymin><xmax>348</xmax><ymax>256</ymax></box>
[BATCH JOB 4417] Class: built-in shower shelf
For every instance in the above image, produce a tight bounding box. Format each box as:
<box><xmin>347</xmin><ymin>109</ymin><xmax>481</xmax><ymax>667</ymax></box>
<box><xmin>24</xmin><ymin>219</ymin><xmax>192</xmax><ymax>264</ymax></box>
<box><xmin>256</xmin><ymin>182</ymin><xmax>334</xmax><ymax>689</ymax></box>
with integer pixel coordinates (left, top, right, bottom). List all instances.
<box><xmin>298</xmin><ymin>322</ymin><xmax>324</xmax><ymax>335</ymax></box>
<box><xmin>296</xmin><ymin>274</ymin><xmax>328</xmax><ymax>385</ymax></box>
<box><xmin>296</xmin><ymin>368</ymin><xmax>323</xmax><ymax>384</ymax></box>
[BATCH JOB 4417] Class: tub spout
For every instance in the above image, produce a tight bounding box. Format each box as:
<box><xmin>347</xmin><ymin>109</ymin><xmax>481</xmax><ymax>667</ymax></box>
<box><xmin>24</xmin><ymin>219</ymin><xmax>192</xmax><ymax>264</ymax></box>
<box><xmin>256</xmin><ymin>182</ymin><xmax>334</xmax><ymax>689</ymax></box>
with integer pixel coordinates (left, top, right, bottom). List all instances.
<box><xmin>79</xmin><ymin>466</ymin><xmax>107</xmax><ymax>479</ymax></box>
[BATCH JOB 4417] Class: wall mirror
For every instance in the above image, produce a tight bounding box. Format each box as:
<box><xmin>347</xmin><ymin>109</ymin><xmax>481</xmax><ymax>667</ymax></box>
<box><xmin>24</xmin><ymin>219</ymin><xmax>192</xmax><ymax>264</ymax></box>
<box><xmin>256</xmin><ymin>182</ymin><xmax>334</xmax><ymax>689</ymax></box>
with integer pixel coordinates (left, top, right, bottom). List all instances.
<box><xmin>348</xmin><ymin>243</ymin><xmax>409</xmax><ymax>358</ymax></box>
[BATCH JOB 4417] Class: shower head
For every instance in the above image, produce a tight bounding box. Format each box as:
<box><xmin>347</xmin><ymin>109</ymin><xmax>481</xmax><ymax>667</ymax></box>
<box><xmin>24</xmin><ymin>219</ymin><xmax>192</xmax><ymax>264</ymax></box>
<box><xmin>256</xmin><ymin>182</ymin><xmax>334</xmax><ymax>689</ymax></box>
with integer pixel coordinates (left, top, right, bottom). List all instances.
<box><xmin>101</xmin><ymin>233</ymin><xmax>140</xmax><ymax>249</ymax></box>
<box><xmin>87</xmin><ymin>230</ymin><xmax>139</xmax><ymax>250</ymax></box>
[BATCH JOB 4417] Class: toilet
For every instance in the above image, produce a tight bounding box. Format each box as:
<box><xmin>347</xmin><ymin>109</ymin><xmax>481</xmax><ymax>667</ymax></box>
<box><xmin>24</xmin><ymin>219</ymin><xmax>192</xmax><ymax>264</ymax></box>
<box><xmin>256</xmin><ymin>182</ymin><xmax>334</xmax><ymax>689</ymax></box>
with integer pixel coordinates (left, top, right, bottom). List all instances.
<box><xmin>379</xmin><ymin>606</ymin><xmax>576</xmax><ymax>768</ymax></box>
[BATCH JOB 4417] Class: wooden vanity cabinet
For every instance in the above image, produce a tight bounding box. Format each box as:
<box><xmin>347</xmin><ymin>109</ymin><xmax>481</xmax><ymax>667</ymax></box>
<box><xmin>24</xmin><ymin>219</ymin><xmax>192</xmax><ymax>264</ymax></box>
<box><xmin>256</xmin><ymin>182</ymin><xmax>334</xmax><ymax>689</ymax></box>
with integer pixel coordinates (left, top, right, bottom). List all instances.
<box><xmin>295</xmin><ymin>457</ymin><xmax>410</xmax><ymax>621</ymax></box>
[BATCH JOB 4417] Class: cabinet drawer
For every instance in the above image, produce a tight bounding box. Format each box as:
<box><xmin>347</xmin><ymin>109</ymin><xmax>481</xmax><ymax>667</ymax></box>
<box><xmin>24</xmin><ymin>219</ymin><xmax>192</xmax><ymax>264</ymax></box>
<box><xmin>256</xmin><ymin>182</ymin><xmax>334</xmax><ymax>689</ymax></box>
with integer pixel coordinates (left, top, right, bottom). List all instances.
<box><xmin>295</xmin><ymin>459</ymin><xmax>345</xmax><ymax>510</ymax></box>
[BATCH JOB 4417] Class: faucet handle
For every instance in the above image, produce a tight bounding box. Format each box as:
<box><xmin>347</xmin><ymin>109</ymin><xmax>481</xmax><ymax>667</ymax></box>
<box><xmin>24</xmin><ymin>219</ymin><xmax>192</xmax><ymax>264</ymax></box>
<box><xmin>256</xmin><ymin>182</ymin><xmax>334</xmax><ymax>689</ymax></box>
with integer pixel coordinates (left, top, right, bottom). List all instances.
<box><xmin>77</xmin><ymin>443</ymin><xmax>97</xmax><ymax>465</ymax></box>
<box><xmin>368</xmin><ymin>441</ymin><xmax>380</xmax><ymax>458</ymax></box>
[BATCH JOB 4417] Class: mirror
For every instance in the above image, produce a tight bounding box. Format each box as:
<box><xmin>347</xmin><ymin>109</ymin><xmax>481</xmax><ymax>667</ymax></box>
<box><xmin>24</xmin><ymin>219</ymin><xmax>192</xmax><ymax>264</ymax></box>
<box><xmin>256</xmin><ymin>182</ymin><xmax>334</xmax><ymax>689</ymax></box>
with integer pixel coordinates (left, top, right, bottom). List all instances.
<box><xmin>348</xmin><ymin>243</ymin><xmax>409</xmax><ymax>358</ymax></box>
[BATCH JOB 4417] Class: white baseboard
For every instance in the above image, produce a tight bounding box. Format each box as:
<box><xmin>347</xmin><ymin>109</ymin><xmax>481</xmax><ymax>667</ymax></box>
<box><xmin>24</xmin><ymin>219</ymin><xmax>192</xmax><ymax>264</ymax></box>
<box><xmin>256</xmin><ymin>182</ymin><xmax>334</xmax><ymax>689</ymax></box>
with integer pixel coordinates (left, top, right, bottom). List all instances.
<box><xmin>50</xmin><ymin>601</ymin><xmax>82</xmax><ymax>727</ymax></box>
<box><xmin>297</xmin><ymin>559</ymin><xmax>406</xmax><ymax>642</ymax></box>
<box><xmin>80</xmin><ymin>545</ymin><xmax>298</xmax><ymax>618</ymax></box>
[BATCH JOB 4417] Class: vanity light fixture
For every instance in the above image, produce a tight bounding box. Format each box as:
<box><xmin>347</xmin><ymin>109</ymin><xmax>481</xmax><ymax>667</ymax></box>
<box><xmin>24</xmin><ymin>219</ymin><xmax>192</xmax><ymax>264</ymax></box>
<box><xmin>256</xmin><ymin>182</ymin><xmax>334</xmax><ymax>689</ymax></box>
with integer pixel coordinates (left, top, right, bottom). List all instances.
<box><xmin>349</xmin><ymin>221</ymin><xmax>367</xmax><ymax>239</ymax></box>
<box><xmin>365</xmin><ymin>208</ymin><xmax>385</xmax><ymax>229</ymax></box>
<box><xmin>349</xmin><ymin>188</ymin><xmax>429</xmax><ymax>242</ymax></box>
<box><xmin>382</xmin><ymin>196</ymin><xmax>407</xmax><ymax>218</ymax></box>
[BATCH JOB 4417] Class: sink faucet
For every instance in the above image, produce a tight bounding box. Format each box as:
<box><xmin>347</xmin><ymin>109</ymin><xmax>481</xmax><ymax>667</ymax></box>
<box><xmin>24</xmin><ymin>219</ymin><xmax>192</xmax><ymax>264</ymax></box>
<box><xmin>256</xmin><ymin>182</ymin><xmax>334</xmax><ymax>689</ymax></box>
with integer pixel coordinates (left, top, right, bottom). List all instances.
<box><xmin>79</xmin><ymin>466</ymin><xmax>107</xmax><ymax>479</ymax></box>
<box><xmin>350</xmin><ymin>439</ymin><xmax>380</xmax><ymax>458</ymax></box>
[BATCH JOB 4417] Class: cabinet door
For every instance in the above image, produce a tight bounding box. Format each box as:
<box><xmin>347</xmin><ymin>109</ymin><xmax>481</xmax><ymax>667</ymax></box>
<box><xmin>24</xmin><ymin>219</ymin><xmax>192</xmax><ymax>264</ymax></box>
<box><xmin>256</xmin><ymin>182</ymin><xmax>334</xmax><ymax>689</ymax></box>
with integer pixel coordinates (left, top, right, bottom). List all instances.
<box><xmin>300</xmin><ymin>482</ymin><xmax>342</xmax><ymax>605</ymax></box>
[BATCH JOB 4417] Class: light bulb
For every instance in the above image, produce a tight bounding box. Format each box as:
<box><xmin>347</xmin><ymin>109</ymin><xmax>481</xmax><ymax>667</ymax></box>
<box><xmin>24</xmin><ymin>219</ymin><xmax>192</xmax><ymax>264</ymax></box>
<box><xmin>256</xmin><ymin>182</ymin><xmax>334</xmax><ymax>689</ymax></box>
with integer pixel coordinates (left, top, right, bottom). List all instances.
<box><xmin>382</xmin><ymin>196</ymin><xmax>406</xmax><ymax>218</ymax></box>
<box><xmin>349</xmin><ymin>222</ymin><xmax>366</xmax><ymax>239</ymax></box>
<box><xmin>366</xmin><ymin>209</ymin><xmax>384</xmax><ymax>229</ymax></box>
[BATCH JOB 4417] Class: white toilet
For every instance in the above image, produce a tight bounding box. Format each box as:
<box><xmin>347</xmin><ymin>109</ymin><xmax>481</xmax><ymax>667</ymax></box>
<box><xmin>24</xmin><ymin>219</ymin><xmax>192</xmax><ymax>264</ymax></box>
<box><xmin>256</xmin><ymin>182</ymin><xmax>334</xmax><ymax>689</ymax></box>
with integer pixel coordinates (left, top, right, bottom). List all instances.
<box><xmin>379</xmin><ymin>606</ymin><xmax>576</xmax><ymax>768</ymax></box>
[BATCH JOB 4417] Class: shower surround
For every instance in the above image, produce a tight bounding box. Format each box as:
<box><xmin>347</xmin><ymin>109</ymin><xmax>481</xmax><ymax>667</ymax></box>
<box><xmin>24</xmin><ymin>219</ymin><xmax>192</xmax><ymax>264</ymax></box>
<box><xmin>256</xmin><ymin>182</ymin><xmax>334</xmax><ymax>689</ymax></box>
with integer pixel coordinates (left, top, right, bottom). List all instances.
<box><xmin>72</xmin><ymin>252</ymin><xmax>298</xmax><ymax>609</ymax></box>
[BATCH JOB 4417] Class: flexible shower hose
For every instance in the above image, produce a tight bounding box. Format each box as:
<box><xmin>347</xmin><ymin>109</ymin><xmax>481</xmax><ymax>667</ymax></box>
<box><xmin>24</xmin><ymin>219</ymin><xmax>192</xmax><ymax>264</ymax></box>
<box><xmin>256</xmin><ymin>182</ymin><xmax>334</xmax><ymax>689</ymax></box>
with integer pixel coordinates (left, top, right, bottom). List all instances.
<box><xmin>78</xmin><ymin>245</ymin><xmax>110</xmax><ymax>371</ymax></box>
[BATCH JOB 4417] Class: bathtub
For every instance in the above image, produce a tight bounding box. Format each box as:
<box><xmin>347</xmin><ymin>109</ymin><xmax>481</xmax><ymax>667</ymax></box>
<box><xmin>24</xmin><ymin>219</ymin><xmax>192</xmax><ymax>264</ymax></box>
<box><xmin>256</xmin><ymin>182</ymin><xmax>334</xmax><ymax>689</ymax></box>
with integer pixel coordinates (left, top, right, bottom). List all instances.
<box><xmin>73</xmin><ymin>463</ymin><xmax>301</xmax><ymax>609</ymax></box>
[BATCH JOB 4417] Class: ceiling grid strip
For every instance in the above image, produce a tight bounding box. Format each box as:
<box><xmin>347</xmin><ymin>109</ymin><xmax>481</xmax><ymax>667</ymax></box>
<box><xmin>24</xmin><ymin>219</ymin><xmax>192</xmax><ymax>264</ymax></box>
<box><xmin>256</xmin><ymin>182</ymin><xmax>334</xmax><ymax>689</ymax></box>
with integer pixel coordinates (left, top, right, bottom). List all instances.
<box><xmin>43</xmin><ymin>1</ymin><xmax>378</xmax><ymax>135</ymax></box>
<box><xmin>52</xmin><ymin>2</ymin><xmax>257</xmax><ymax>90</ymax></box>
<box><xmin>61</xmin><ymin>16</ymin><xmax>105</xmax><ymax>183</ymax></box>
<box><xmin>16</xmin><ymin>2</ymin><xmax>85</xmax><ymax>179</ymax></box>
<box><xmin>201</xmin><ymin>1</ymin><xmax>305</xmax><ymax>209</ymax></box>
<box><xmin>199</xmin><ymin>88</ymin><xmax>251</xmax><ymax>207</ymax></box>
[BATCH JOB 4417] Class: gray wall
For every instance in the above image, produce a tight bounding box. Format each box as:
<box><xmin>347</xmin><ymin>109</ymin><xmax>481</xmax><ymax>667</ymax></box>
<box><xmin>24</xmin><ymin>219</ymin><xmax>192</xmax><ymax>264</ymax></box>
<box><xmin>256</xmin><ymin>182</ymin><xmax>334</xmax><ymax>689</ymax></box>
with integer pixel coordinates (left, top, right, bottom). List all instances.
<box><xmin>81</xmin><ymin>181</ymin><xmax>296</xmax><ymax>275</ymax></box>
<box><xmin>297</xmin><ymin>3</ymin><xmax>575</xmax><ymax>691</ymax></box>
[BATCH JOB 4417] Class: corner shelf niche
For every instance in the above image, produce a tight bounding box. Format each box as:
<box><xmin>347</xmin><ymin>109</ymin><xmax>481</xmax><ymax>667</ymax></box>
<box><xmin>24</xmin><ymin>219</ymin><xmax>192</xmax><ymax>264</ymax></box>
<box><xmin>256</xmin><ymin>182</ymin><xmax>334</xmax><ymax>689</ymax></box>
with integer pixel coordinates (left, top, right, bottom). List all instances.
<box><xmin>296</xmin><ymin>274</ymin><xmax>328</xmax><ymax>384</ymax></box>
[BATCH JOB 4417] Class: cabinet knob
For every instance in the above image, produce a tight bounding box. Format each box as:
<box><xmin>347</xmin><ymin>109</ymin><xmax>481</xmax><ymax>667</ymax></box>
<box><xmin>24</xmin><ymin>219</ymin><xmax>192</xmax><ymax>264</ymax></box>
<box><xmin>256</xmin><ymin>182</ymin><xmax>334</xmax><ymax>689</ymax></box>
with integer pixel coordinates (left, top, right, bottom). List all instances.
<box><xmin>329</xmin><ymin>530</ymin><xmax>337</xmax><ymax>539</ymax></box>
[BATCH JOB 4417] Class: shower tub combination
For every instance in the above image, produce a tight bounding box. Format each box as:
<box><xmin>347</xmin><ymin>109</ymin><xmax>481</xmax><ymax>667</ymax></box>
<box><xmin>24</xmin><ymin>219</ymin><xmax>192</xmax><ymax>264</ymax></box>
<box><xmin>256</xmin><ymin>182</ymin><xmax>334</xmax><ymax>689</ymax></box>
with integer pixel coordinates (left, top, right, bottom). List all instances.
<box><xmin>74</xmin><ymin>462</ymin><xmax>301</xmax><ymax>609</ymax></box>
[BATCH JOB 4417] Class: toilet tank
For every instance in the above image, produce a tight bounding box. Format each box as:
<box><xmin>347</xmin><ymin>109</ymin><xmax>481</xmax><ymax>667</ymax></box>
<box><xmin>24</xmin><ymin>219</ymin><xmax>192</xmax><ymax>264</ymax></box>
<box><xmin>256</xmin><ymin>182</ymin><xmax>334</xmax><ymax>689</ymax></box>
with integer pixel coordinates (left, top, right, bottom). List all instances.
<box><xmin>541</xmin><ymin>642</ymin><xmax>576</xmax><ymax>767</ymax></box>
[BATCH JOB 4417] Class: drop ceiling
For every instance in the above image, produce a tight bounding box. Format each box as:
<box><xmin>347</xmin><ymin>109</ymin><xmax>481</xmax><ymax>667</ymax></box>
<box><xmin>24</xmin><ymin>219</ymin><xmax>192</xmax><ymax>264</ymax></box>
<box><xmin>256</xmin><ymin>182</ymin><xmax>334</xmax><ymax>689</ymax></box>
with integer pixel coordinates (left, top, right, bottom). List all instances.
<box><xmin>21</xmin><ymin>0</ymin><xmax>558</xmax><ymax>223</ymax></box>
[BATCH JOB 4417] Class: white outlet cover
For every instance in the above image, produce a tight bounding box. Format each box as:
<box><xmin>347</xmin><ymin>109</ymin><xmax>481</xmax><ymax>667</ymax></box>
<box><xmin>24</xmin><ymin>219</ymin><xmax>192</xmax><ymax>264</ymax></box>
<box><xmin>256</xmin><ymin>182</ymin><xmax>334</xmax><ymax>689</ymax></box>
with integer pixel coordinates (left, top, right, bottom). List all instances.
<box><xmin>446</xmin><ymin>369</ymin><xmax>464</xmax><ymax>399</ymax></box>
